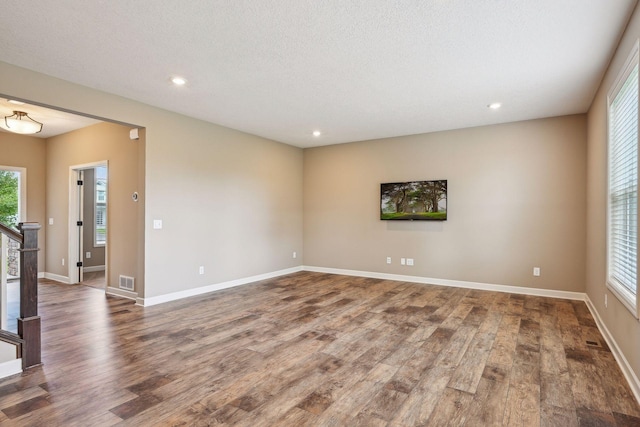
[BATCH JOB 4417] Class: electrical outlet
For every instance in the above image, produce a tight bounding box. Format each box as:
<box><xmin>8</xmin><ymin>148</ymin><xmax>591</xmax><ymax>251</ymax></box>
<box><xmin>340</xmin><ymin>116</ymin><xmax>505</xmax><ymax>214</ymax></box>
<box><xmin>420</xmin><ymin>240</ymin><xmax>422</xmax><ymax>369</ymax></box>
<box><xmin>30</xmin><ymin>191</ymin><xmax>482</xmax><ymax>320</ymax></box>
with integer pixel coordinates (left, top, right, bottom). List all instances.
<box><xmin>48</xmin><ymin>218</ymin><xmax>54</xmax><ymax>225</ymax></box>
<box><xmin>86</xmin><ymin>252</ymin><xmax>91</xmax><ymax>259</ymax></box>
<box><xmin>401</xmin><ymin>258</ymin><xmax>406</xmax><ymax>265</ymax></box>
<box><xmin>407</xmin><ymin>258</ymin><xmax>414</xmax><ymax>266</ymax></box>
<box><xmin>386</xmin><ymin>257</ymin><xmax>391</xmax><ymax>264</ymax></box>
<box><xmin>153</xmin><ymin>219</ymin><xmax>163</xmax><ymax>229</ymax></box>
<box><xmin>533</xmin><ymin>267</ymin><xmax>540</xmax><ymax>276</ymax></box>
<box><xmin>199</xmin><ymin>266</ymin><xmax>204</xmax><ymax>275</ymax></box>
<box><xmin>62</xmin><ymin>258</ymin><xmax>65</xmax><ymax>266</ymax></box>
<box><xmin>293</xmin><ymin>251</ymin><xmax>297</xmax><ymax>259</ymax></box>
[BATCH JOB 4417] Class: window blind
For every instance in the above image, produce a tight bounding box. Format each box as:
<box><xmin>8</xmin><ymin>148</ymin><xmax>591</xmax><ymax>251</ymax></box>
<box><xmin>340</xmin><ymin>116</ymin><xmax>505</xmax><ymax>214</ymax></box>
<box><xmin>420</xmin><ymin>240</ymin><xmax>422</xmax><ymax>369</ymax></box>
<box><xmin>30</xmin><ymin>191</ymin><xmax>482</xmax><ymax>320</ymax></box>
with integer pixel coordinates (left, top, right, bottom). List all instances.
<box><xmin>608</xmin><ymin>61</ymin><xmax>639</xmax><ymax>300</ymax></box>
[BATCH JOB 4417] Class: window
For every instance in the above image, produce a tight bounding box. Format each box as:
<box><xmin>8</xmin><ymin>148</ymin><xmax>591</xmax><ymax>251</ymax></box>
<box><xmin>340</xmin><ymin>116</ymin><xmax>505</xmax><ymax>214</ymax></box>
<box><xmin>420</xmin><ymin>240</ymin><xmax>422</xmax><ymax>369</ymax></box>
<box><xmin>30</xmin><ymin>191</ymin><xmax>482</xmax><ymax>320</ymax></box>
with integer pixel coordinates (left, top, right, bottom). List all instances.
<box><xmin>607</xmin><ymin>41</ymin><xmax>639</xmax><ymax>317</ymax></box>
<box><xmin>0</xmin><ymin>169</ymin><xmax>20</xmax><ymax>228</ymax></box>
<box><xmin>94</xmin><ymin>167</ymin><xmax>107</xmax><ymax>246</ymax></box>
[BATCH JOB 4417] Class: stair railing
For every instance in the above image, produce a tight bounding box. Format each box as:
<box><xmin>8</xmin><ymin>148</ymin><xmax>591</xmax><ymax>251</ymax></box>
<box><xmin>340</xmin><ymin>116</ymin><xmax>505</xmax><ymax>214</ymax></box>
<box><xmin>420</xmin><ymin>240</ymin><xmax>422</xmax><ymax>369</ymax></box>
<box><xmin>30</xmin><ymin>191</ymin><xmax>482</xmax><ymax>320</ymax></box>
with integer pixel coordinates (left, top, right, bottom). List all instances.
<box><xmin>0</xmin><ymin>222</ymin><xmax>41</xmax><ymax>369</ymax></box>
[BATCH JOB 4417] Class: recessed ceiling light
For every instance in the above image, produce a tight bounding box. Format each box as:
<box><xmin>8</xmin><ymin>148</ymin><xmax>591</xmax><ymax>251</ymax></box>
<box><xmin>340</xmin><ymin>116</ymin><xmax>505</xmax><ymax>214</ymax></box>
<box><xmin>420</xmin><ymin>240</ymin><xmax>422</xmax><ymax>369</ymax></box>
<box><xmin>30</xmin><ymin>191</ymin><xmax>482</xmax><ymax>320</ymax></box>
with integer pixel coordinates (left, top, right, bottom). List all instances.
<box><xmin>312</xmin><ymin>130</ymin><xmax>321</xmax><ymax>137</ymax></box>
<box><xmin>488</xmin><ymin>102</ymin><xmax>502</xmax><ymax>110</ymax></box>
<box><xmin>171</xmin><ymin>76</ymin><xmax>187</xmax><ymax>86</ymax></box>
<box><xmin>8</xmin><ymin>100</ymin><xmax>25</xmax><ymax>105</ymax></box>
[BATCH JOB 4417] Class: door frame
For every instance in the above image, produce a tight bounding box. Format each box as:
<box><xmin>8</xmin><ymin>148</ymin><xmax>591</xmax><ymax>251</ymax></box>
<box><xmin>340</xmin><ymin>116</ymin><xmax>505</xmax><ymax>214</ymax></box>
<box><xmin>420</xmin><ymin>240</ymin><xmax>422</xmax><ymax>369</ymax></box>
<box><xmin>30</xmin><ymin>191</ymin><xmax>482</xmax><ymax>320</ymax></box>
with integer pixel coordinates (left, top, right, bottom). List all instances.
<box><xmin>68</xmin><ymin>161</ymin><xmax>108</xmax><ymax>285</ymax></box>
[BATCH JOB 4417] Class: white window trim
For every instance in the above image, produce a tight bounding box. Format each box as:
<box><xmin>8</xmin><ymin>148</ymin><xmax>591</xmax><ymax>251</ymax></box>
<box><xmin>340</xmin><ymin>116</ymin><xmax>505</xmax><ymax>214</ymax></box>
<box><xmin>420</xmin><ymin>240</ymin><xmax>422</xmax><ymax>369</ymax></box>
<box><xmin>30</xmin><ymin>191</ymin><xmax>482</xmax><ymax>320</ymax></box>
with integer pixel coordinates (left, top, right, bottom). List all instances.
<box><xmin>606</xmin><ymin>39</ymin><xmax>640</xmax><ymax>319</ymax></box>
<box><xmin>94</xmin><ymin>203</ymin><xmax>106</xmax><ymax>247</ymax></box>
<box><xmin>93</xmin><ymin>172</ymin><xmax>107</xmax><ymax>248</ymax></box>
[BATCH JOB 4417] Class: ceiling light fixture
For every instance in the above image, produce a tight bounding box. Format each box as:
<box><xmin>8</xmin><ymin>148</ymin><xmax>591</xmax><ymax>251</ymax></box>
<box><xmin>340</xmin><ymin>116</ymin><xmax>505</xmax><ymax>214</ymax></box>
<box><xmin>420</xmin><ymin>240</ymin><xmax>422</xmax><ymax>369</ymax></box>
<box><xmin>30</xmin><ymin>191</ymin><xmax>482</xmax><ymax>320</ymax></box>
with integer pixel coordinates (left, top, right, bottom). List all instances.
<box><xmin>8</xmin><ymin>100</ymin><xmax>25</xmax><ymax>105</ymax></box>
<box><xmin>1</xmin><ymin>111</ymin><xmax>43</xmax><ymax>134</ymax></box>
<box><xmin>171</xmin><ymin>76</ymin><xmax>187</xmax><ymax>86</ymax></box>
<box><xmin>488</xmin><ymin>102</ymin><xmax>502</xmax><ymax>110</ymax></box>
<box><xmin>312</xmin><ymin>130</ymin><xmax>321</xmax><ymax>137</ymax></box>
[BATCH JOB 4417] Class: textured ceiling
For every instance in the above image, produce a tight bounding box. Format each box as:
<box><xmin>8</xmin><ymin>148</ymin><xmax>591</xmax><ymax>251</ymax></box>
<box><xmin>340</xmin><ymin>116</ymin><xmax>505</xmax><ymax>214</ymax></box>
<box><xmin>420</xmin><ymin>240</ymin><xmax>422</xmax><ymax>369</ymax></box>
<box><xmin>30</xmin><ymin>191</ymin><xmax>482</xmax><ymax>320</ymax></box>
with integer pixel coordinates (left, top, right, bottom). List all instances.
<box><xmin>0</xmin><ymin>1</ymin><xmax>637</xmax><ymax>147</ymax></box>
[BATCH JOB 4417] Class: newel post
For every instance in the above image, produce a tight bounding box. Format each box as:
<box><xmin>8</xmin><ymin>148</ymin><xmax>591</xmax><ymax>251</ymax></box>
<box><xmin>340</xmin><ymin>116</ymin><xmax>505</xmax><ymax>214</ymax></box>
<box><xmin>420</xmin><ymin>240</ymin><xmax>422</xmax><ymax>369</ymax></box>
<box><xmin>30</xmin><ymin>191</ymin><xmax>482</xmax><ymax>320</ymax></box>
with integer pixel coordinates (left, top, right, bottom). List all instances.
<box><xmin>18</xmin><ymin>222</ymin><xmax>41</xmax><ymax>368</ymax></box>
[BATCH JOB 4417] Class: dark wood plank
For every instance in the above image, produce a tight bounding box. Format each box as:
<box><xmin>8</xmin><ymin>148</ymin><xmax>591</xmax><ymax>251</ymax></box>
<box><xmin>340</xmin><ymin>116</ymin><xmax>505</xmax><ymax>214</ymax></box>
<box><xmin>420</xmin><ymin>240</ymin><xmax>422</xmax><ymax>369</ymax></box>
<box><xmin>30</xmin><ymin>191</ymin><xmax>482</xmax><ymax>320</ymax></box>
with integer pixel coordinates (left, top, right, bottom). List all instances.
<box><xmin>426</xmin><ymin>386</ymin><xmax>474</xmax><ymax>426</ymax></box>
<box><xmin>448</xmin><ymin>331</ymin><xmax>495</xmax><ymax>393</ymax></box>
<box><xmin>502</xmin><ymin>382</ymin><xmax>540</xmax><ymax>426</ymax></box>
<box><xmin>389</xmin><ymin>365</ymin><xmax>455</xmax><ymax>426</ymax></box>
<box><xmin>464</xmin><ymin>368</ymin><xmax>510</xmax><ymax>426</ymax></box>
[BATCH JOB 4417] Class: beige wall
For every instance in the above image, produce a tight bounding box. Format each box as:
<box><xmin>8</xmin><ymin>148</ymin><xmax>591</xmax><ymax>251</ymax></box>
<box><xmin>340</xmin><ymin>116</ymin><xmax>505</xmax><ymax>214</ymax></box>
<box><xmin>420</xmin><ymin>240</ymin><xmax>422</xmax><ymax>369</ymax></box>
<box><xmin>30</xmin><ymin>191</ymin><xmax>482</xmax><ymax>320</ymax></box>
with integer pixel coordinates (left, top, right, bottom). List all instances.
<box><xmin>46</xmin><ymin>122</ymin><xmax>142</xmax><ymax>291</ymax></box>
<box><xmin>0</xmin><ymin>133</ymin><xmax>46</xmax><ymax>271</ymax></box>
<box><xmin>304</xmin><ymin>115</ymin><xmax>587</xmax><ymax>292</ymax></box>
<box><xmin>0</xmin><ymin>61</ymin><xmax>304</xmax><ymax>299</ymax></box>
<box><xmin>81</xmin><ymin>168</ymin><xmax>106</xmax><ymax>268</ymax></box>
<box><xmin>143</xmin><ymin>114</ymin><xmax>303</xmax><ymax>297</ymax></box>
<box><xmin>587</xmin><ymin>4</ymin><xmax>640</xmax><ymax>380</ymax></box>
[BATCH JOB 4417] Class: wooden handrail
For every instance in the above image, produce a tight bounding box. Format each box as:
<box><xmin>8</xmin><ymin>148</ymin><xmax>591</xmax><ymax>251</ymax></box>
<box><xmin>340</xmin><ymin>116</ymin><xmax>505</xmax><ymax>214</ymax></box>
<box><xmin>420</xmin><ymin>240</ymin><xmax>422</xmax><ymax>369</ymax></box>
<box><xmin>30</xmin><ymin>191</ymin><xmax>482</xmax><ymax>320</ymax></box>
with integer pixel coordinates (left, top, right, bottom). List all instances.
<box><xmin>0</xmin><ymin>222</ymin><xmax>22</xmax><ymax>244</ymax></box>
<box><xmin>0</xmin><ymin>221</ymin><xmax>41</xmax><ymax>369</ymax></box>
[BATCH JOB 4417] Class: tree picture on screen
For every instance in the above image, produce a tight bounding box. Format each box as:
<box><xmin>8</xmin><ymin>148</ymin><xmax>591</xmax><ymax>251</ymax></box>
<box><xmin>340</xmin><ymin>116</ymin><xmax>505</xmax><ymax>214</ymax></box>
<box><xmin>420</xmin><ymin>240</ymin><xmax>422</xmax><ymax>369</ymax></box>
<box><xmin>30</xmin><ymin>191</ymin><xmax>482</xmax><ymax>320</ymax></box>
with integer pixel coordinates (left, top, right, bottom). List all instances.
<box><xmin>380</xmin><ymin>180</ymin><xmax>447</xmax><ymax>220</ymax></box>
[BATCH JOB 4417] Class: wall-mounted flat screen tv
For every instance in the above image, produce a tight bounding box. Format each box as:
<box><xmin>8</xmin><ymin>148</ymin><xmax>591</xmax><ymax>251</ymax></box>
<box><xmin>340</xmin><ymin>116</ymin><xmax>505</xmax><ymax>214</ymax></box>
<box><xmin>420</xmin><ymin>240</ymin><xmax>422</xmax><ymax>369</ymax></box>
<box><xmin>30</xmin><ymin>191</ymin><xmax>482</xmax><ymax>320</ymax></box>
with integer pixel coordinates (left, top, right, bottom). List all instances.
<box><xmin>380</xmin><ymin>180</ymin><xmax>447</xmax><ymax>220</ymax></box>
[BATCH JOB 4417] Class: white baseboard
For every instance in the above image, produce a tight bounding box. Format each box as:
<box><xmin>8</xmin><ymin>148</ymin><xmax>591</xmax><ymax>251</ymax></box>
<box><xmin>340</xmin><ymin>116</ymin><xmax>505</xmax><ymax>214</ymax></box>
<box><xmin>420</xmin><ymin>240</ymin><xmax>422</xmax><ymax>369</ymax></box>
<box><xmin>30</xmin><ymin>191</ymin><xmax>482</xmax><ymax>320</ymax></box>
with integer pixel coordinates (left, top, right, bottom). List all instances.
<box><xmin>24</xmin><ymin>273</ymin><xmax>62</xmax><ymax>280</ymax></box>
<box><xmin>106</xmin><ymin>286</ymin><xmax>138</xmax><ymax>301</ymax></box>
<box><xmin>585</xmin><ymin>295</ymin><xmax>640</xmax><ymax>404</ymax></box>
<box><xmin>137</xmin><ymin>265</ymin><xmax>584</xmax><ymax>307</ymax></box>
<box><xmin>44</xmin><ymin>272</ymin><xmax>71</xmax><ymax>284</ymax></box>
<box><xmin>302</xmin><ymin>266</ymin><xmax>586</xmax><ymax>301</ymax></box>
<box><xmin>0</xmin><ymin>358</ymin><xmax>22</xmax><ymax>379</ymax></box>
<box><xmin>84</xmin><ymin>265</ymin><xmax>105</xmax><ymax>273</ymax></box>
<box><xmin>137</xmin><ymin>266</ymin><xmax>304</xmax><ymax>307</ymax></box>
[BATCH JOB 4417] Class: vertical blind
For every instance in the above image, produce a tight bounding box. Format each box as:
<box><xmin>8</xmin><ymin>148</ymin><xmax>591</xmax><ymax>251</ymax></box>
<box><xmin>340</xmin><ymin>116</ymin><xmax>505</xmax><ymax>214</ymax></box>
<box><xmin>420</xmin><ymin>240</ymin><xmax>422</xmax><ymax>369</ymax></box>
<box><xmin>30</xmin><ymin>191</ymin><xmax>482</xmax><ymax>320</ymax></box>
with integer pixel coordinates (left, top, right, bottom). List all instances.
<box><xmin>608</xmin><ymin>61</ymin><xmax>639</xmax><ymax>299</ymax></box>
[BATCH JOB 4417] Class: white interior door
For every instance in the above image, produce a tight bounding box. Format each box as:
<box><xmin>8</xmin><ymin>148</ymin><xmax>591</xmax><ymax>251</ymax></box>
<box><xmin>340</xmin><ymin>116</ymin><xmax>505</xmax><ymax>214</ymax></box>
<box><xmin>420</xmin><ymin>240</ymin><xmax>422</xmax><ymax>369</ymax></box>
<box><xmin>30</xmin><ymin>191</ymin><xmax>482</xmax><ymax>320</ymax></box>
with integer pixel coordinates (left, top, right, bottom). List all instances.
<box><xmin>76</xmin><ymin>169</ymin><xmax>84</xmax><ymax>283</ymax></box>
<box><xmin>69</xmin><ymin>162</ymin><xmax>108</xmax><ymax>285</ymax></box>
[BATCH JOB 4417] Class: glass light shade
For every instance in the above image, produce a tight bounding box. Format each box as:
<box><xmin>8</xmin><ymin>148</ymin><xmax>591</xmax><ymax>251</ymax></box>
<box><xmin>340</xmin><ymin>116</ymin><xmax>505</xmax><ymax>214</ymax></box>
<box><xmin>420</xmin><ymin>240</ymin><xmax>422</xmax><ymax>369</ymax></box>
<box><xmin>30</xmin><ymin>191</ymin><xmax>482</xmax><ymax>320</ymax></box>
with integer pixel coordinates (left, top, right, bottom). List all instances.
<box><xmin>1</xmin><ymin>111</ymin><xmax>42</xmax><ymax>134</ymax></box>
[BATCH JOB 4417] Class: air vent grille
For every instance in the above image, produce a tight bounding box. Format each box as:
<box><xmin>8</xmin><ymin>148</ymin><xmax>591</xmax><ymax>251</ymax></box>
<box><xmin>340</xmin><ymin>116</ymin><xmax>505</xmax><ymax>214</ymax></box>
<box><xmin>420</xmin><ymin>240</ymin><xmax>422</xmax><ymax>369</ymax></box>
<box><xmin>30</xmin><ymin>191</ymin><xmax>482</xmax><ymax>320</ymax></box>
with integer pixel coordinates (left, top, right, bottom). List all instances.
<box><xmin>119</xmin><ymin>275</ymin><xmax>134</xmax><ymax>291</ymax></box>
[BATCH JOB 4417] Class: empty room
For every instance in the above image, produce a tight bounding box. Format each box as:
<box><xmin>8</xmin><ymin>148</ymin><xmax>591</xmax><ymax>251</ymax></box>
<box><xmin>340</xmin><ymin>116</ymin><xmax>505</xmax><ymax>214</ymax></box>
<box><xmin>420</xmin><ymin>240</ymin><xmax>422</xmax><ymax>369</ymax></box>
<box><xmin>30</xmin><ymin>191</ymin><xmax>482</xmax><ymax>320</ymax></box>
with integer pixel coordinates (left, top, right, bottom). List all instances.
<box><xmin>0</xmin><ymin>1</ymin><xmax>640</xmax><ymax>426</ymax></box>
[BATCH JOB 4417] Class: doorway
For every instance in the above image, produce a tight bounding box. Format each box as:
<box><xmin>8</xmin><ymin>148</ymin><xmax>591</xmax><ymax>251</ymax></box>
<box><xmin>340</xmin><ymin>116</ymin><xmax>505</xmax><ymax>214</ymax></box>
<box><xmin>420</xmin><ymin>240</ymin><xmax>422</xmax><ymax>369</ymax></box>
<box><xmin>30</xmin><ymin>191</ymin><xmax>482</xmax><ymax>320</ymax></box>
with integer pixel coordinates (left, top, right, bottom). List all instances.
<box><xmin>69</xmin><ymin>162</ymin><xmax>108</xmax><ymax>289</ymax></box>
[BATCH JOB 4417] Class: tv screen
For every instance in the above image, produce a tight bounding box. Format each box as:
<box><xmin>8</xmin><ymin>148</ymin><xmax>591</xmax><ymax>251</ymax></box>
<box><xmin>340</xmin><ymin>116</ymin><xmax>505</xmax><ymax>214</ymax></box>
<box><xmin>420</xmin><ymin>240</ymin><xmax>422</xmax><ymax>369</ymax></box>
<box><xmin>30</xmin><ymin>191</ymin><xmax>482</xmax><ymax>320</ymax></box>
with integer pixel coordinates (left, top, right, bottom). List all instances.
<box><xmin>380</xmin><ymin>180</ymin><xmax>447</xmax><ymax>220</ymax></box>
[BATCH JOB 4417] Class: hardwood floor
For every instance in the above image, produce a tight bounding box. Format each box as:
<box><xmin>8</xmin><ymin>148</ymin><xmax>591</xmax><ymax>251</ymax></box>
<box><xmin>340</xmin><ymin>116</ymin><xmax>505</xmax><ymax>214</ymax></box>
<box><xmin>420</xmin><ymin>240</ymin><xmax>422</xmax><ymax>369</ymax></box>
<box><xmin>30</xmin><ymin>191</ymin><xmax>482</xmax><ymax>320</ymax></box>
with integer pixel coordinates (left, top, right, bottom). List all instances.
<box><xmin>80</xmin><ymin>271</ymin><xmax>106</xmax><ymax>290</ymax></box>
<box><xmin>0</xmin><ymin>271</ymin><xmax>637</xmax><ymax>426</ymax></box>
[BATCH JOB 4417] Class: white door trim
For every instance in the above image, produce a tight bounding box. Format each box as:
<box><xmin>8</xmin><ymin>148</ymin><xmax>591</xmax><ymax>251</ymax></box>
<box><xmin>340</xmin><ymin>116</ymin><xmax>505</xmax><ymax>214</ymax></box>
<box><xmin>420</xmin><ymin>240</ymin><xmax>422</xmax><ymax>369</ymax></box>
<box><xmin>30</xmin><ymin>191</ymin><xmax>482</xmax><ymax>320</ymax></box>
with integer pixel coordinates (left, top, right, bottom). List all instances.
<box><xmin>68</xmin><ymin>161</ymin><xmax>108</xmax><ymax>284</ymax></box>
